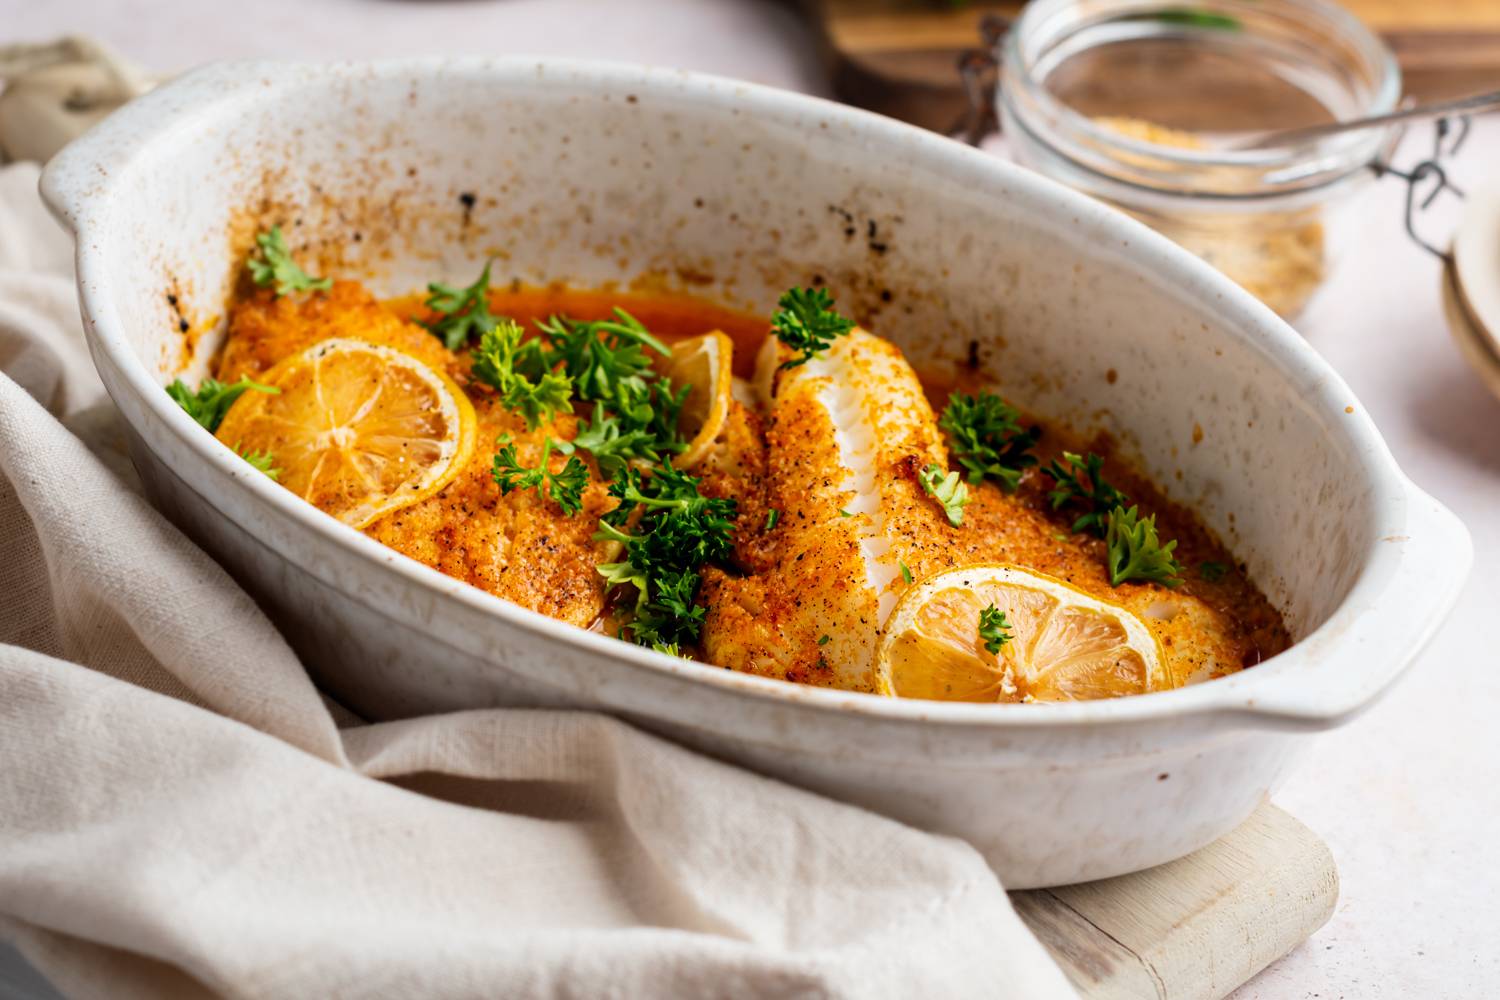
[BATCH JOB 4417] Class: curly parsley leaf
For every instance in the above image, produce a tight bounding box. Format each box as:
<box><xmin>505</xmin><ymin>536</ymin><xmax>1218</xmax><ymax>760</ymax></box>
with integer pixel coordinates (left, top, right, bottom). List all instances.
<box><xmin>247</xmin><ymin>227</ymin><xmax>331</xmax><ymax>297</ymax></box>
<box><xmin>471</xmin><ymin>319</ymin><xmax>575</xmax><ymax>429</ymax></box>
<box><xmin>595</xmin><ymin>465</ymin><xmax>737</xmax><ymax>649</ymax></box>
<box><xmin>236</xmin><ymin>446</ymin><xmax>280</xmax><ymax>482</ymax></box>
<box><xmin>1105</xmin><ymin>505</ymin><xmax>1183</xmax><ymax>587</ymax></box>
<box><xmin>1199</xmin><ymin>560</ymin><xmax>1229</xmax><ymax>583</ymax></box>
<box><xmin>772</xmin><ymin>286</ymin><xmax>855</xmax><ymax>369</ymax></box>
<box><xmin>421</xmin><ymin>260</ymin><xmax>499</xmax><ymax>350</ymax></box>
<box><xmin>492</xmin><ymin>436</ymin><xmax>589</xmax><ymax>515</ymax></box>
<box><xmin>1047</xmin><ymin>451</ymin><xmax>1129</xmax><ymax>538</ymax></box>
<box><xmin>570</xmin><ymin>382</ymin><xmax>688</xmax><ymax>478</ymax></box>
<box><xmin>627</xmin><ymin>569</ymin><xmax>709</xmax><ymax>653</ymax></box>
<box><xmin>538</xmin><ymin>308</ymin><xmax>670</xmax><ymax>405</ymax></box>
<box><xmin>166</xmin><ymin>375</ymin><xmax>279</xmax><ymax>433</ymax></box>
<box><xmin>569</xmin><ymin>404</ymin><xmax>657</xmax><ymax>477</ymax></box>
<box><xmin>978</xmin><ymin>604</ymin><xmax>1013</xmax><ymax>655</ymax></box>
<box><xmin>600</xmin><ymin>466</ymin><xmax>738</xmax><ymax>568</ymax></box>
<box><xmin>918</xmin><ymin>463</ymin><xmax>970</xmax><ymax>527</ymax></box>
<box><xmin>636</xmin><ymin>377</ymin><xmax>691</xmax><ymax>455</ymax></box>
<box><xmin>939</xmin><ymin>391</ymin><xmax>1040</xmax><ymax>491</ymax></box>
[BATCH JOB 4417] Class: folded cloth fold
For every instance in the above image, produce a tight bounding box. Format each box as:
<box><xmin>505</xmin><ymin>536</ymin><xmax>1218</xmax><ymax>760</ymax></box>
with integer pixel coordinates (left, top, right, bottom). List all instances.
<box><xmin>0</xmin><ymin>160</ymin><xmax>1075</xmax><ymax>998</ymax></box>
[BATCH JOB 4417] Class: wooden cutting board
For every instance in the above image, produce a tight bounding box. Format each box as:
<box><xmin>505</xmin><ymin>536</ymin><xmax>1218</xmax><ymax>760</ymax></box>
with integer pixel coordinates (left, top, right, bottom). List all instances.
<box><xmin>802</xmin><ymin>0</ymin><xmax>1500</xmax><ymax>132</ymax></box>
<box><xmin>1013</xmin><ymin>804</ymin><xmax>1338</xmax><ymax>1000</ymax></box>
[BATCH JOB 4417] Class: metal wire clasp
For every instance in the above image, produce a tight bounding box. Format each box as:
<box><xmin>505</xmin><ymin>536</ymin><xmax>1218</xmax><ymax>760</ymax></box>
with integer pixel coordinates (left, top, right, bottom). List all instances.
<box><xmin>1372</xmin><ymin>115</ymin><xmax>1472</xmax><ymax>262</ymax></box>
<box><xmin>953</xmin><ymin>14</ymin><xmax>1010</xmax><ymax>145</ymax></box>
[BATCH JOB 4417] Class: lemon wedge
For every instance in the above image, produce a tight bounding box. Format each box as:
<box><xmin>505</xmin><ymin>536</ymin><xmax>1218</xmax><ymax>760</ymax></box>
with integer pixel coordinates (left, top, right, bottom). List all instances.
<box><xmin>656</xmin><ymin>331</ymin><xmax>732</xmax><ymax>469</ymax></box>
<box><xmin>216</xmin><ymin>338</ymin><xmax>477</xmax><ymax>529</ymax></box>
<box><xmin>878</xmin><ymin>564</ymin><xmax>1170</xmax><ymax>703</ymax></box>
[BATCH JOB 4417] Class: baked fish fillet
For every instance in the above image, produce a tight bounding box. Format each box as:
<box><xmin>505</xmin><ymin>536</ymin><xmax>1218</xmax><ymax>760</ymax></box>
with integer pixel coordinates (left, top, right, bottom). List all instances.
<box><xmin>700</xmin><ymin>328</ymin><xmax>958</xmax><ymax>692</ymax></box>
<box><xmin>222</xmin><ymin>285</ymin><xmax>613</xmax><ymax>628</ymax></box>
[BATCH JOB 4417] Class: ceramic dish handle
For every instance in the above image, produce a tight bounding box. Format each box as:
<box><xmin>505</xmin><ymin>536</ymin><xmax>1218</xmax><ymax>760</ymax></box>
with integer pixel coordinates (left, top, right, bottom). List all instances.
<box><xmin>1230</xmin><ymin>478</ymin><xmax>1472</xmax><ymax>729</ymax></box>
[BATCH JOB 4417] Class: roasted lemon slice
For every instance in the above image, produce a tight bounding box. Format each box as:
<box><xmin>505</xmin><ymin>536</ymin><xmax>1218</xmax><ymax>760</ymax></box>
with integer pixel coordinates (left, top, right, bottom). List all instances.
<box><xmin>216</xmin><ymin>338</ymin><xmax>476</xmax><ymax>528</ymax></box>
<box><xmin>878</xmin><ymin>564</ymin><xmax>1170</xmax><ymax>703</ymax></box>
<box><xmin>656</xmin><ymin>331</ymin><xmax>732</xmax><ymax>469</ymax></box>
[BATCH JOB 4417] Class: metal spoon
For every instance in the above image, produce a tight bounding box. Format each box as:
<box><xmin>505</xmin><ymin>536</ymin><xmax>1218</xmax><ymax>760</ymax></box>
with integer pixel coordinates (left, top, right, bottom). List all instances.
<box><xmin>1228</xmin><ymin>88</ymin><xmax>1500</xmax><ymax>151</ymax></box>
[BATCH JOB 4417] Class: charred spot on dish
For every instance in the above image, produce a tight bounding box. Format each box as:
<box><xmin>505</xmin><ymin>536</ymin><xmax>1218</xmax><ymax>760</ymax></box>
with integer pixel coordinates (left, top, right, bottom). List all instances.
<box><xmin>829</xmin><ymin>204</ymin><xmax>857</xmax><ymax>239</ymax></box>
<box><xmin>165</xmin><ymin>282</ymin><xmax>190</xmax><ymax>336</ymax></box>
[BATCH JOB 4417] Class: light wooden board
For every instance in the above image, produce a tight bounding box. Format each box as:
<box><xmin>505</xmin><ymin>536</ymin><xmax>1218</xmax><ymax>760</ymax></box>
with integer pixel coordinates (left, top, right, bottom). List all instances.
<box><xmin>819</xmin><ymin>0</ymin><xmax>1500</xmax><ymax>51</ymax></box>
<box><xmin>1012</xmin><ymin>805</ymin><xmax>1338</xmax><ymax>1000</ymax></box>
<box><xmin>803</xmin><ymin>0</ymin><xmax>1500</xmax><ymax>132</ymax></box>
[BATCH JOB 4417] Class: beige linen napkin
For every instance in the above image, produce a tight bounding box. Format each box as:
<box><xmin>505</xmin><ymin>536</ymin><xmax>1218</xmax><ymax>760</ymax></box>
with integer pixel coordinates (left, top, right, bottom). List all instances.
<box><xmin>0</xmin><ymin>161</ymin><xmax>1077</xmax><ymax>1000</ymax></box>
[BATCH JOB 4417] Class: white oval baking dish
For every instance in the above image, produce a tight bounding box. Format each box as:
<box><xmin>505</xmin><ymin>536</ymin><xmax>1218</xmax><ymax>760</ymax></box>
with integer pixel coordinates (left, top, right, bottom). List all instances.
<box><xmin>40</xmin><ymin>58</ymin><xmax>1471</xmax><ymax>888</ymax></box>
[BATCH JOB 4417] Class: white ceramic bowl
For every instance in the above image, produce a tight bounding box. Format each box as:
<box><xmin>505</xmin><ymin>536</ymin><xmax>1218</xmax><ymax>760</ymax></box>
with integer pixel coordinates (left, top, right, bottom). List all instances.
<box><xmin>41</xmin><ymin>58</ymin><xmax>1471</xmax><ymax>888</ymax></box>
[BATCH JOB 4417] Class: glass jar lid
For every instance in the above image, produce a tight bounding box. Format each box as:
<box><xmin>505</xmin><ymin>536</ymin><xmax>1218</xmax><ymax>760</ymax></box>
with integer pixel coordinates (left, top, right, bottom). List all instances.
<box><xmin>1000</xmin><ymin>0</ymin><xmax>1402</xmax><ymax>202</ymax></box>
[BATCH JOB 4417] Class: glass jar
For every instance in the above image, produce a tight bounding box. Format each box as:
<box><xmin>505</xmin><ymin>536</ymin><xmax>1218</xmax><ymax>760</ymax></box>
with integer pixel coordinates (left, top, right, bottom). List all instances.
<box><xmin>998</xmin><ymin>0</ymin><xmax>1401</xmax><ymax>319</ymax></box>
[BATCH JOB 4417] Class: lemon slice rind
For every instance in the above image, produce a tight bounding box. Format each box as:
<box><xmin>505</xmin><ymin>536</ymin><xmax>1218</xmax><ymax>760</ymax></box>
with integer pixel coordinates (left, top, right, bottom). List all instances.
<box><xmin>215</xmin><ymin>337</ymin><xmax>476</xmax><ymax>530</ymax></box>
<box><xmin>877</xmin><ymin>563</ymin><xmax>1168</xmax><ymax>703</ymax></box>
<box><xmin>656</xmin><ymin>331</ymin><xmax>733</xmax><ymax>470</ymax></box>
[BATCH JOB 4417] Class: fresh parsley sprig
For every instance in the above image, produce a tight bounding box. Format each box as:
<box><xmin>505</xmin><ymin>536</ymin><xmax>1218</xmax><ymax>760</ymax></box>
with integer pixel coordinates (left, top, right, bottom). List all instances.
<box><xmin>772</xmin><ymin>286</ymin><xmax>855</xmax><ymax>369</ymax></box>
<box><xmin>599</xmin><ymin>467</ymin><xmax>738</xmax><ymax>567</ymax></box>
<box><xmin>421</xmin><ymin>261</ymin><xmax>499</xmax><ymax>350</ymax></box>
<box><xmin>627</xmin><ymin>570</ymin><xmax>707</xmax><ymax>655</ymax></box>
<box><xmin>166</xmin><ymin>375</ymin><xmax>279</xmax><ymax>432</ymax></box>
<box><xmin>1047</xmin><ymin>451</ymin><xmax>1129</xmax><ymax>538</ymax></box>
<box><xmin>525</xmin><ymin>308</ymin><xmax>687</xmax><ymax>476</ymax></box>
<box><xmin>939</xmin><ymin>391</ymin><xmax>1040</xmax><ymax>491</ymax></box>
<box><xmin>569</xmin><ymin>381</ymin><xmax>688</xmax><ymax>478</ymax></box>
<box><xmin>492</xmin><ymin>436</ymin><xmax>589</xmax><ymax>515</ymax></box>
<box><xmin>538</xmin><ymin>309</ymin><xmax>671</xmax><ymax>404</ymax></box>
<box><xmin>568</xmin><ymin>402</ymin><xmax>660</xmax><ymax>478</ymax></box>
<box><xmin>236</xmin><ymin>446</ymin><xmax>280</xmax><ymax>481</ymax></box>
<box><xmin>595</xmin><ymin>466</ymin><xmax>737</xmax><ymax>650</ymax></box>
<box><xmin>471</xmin><ymin>319</ymin><xmax>575</xmax><ymax>430</ymax></box>
<box><xmin>978</xmin><ymin>604</ymin><xmax>1013</xmax><ymax>655</ymax></box>
<box><xmin>1105</xmin><ymin>505</ymin><xmax>1183</xmax><ymax>587</ymax></box>
<box><xmin>247</xmin><ymin>227</ymin><xmax>331</xmax><ymax>297</ymax></box>
<box><xmin>918</xmin><ymin>463</ymin><xmax>970</xmax><ymax>527</ymax></box>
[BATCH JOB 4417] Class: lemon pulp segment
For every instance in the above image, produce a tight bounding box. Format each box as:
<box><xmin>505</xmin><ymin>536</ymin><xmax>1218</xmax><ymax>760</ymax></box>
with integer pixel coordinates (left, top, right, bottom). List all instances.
<box><xmin>879</xmin><ymin>564</ymin><xmax>1169</xmax><ymax>703</ymax></box>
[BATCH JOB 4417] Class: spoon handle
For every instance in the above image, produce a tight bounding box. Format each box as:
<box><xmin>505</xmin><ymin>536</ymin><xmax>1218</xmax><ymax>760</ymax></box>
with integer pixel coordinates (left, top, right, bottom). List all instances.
<box><xmin>1234</xmin><ymin>89</ymin><xmax>1500</xmax><ymax>151</ymax></box>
